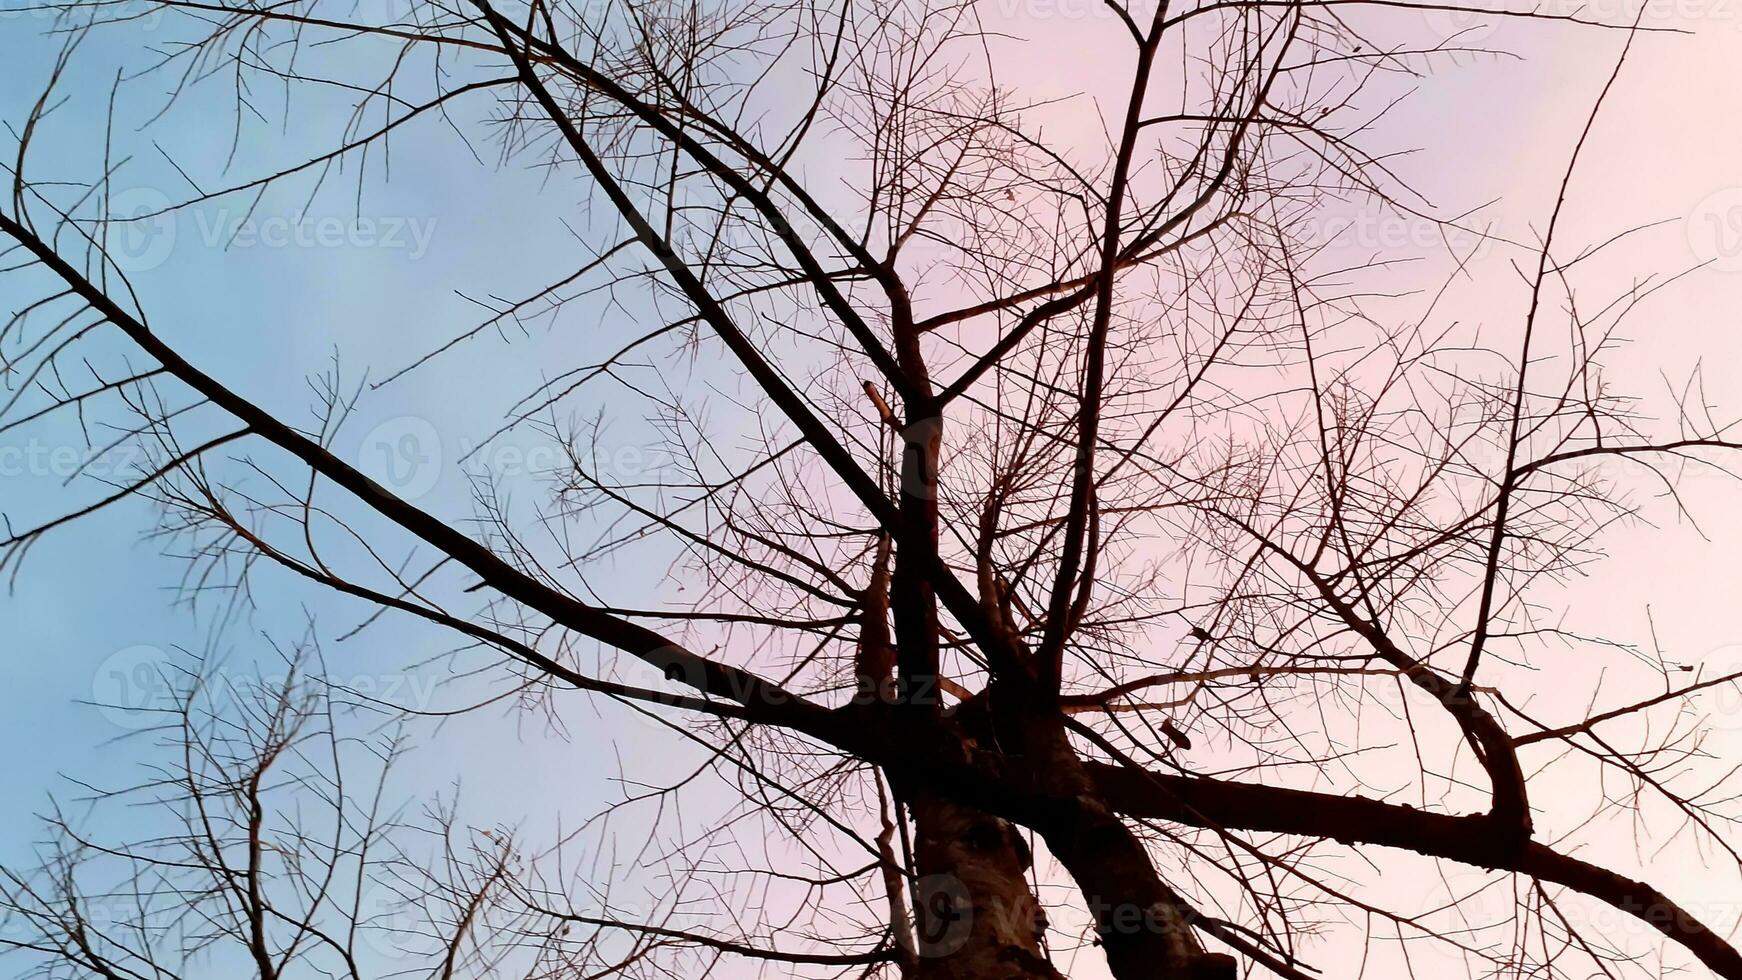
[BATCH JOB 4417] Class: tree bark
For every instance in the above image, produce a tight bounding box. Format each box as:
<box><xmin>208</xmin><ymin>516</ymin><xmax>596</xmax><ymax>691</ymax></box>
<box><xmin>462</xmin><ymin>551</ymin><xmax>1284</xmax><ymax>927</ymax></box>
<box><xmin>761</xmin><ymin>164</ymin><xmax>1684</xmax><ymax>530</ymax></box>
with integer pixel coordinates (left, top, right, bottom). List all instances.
<box><xmin>909</xmin><ymin>794</ymin><xmax>1063</xmax><ymax>980</ymax></box>
<box><xmin>1039</xmin><ymin>796</ymin><xmax>1237</xmax><ymax>980</ymax></box>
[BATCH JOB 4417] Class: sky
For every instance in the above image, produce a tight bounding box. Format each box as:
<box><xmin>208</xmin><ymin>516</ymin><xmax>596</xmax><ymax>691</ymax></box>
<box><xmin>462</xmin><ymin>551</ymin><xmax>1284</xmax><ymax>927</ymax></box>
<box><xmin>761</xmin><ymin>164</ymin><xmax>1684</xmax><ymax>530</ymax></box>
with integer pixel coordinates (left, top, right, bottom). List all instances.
<box><xmin>2</xmin><ymin>0</ymin><xmax>1742</xmax><ymax>976</ymax></box>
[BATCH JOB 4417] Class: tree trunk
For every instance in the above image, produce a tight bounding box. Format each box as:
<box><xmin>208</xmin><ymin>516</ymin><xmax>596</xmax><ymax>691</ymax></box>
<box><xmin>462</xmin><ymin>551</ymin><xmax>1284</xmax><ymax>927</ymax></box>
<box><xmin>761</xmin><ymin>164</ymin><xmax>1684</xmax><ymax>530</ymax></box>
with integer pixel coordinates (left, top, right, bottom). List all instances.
<box><xmin>909</xmin><ymin>794</ymin><xmax>1063</xmax><ymax>980</ymax></box>
<box><xmin>1015</xmin><ymin>715</ymin><xmax>1238</xmax><ymax>980</ymax></box>
<box><xmin>1040</xmin><ymin>796</ymin><xmax>1238</xmax><ymax>980</ymax></box>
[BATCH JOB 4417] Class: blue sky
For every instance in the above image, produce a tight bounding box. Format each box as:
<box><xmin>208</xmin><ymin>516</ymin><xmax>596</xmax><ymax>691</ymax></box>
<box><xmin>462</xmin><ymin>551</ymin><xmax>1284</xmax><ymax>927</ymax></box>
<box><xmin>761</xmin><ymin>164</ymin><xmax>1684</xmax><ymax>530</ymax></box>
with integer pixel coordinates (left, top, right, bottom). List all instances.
<box><xmin>0</xmin><ymin>8</ymin><xmax>687</xmax><ymax>867</ymax></box>
<box><xmin>0</xmin><ymin>16</ymin><xmax>751</xmax><ymax>970</ymax></box>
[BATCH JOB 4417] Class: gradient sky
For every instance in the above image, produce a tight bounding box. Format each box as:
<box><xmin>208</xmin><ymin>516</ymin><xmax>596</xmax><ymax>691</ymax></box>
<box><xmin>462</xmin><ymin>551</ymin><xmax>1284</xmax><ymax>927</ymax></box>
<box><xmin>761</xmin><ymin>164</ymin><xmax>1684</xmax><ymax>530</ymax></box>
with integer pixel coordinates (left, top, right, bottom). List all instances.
<box><xmin>2</xmin><ymin>1</ymin><xmax>1742</xmax><ymax>976</ymax></box>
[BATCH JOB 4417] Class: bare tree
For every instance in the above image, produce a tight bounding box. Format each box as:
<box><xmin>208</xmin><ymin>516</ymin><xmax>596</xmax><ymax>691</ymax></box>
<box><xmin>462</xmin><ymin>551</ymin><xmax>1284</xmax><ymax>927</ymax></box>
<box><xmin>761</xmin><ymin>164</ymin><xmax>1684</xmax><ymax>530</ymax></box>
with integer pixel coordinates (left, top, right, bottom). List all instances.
<box><xmin>2</xmin><ymin>0</ymin><xmax>1741</xmax><ymax>977</ymax></box>
<box><xmin>0</xmin><ymin>641</ymin><xmax>535</xmax><ymax>979</ymax></box>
